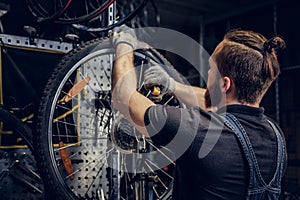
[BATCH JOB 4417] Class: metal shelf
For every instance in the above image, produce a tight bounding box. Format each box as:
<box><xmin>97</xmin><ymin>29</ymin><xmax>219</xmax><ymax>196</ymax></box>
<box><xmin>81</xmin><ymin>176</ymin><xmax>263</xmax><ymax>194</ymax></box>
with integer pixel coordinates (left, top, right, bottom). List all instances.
<box><xmin>0</xmin><ymin>34</ymin><xmax>73</xmax><ymax>53</ymax></box>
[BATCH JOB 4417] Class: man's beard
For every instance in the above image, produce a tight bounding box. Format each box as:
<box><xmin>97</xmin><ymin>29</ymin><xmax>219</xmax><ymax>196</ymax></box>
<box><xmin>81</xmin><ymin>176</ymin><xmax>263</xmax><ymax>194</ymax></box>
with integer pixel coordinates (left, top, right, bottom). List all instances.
<box><xmin>204</xmin><ymin>81</ymin><xmax>222</xmax><ymax>109</ymax></box>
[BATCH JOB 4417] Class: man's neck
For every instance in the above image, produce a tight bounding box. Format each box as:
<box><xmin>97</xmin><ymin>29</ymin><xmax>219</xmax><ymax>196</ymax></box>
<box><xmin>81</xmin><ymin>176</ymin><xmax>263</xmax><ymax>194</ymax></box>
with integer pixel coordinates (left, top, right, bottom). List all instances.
<box><xmin>216</xmin><ymin>97</ymin><xmax>260</xmax><ymax>110</ymax></box>
<box><xmin>225</xmin><ymin>100</ymin><xmax>259</xmax><ymax>108</ymax></box>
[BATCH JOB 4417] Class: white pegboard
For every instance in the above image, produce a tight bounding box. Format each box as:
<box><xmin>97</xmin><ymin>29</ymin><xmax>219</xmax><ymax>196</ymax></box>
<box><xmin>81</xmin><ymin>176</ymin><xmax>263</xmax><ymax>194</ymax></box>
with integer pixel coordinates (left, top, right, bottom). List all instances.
<box><xmin>0</xmin><ymin>34</ymin><xmax>73</xmax><ymax>53</ymax></box>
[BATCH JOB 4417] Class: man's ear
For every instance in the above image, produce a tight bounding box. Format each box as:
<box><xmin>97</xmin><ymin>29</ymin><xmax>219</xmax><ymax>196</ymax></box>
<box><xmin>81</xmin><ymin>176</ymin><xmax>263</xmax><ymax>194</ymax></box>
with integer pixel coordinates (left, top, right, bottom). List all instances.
<box><xmin>222</xmin><ymin>76</ymin><xmax>232</xmax><ymax>93</ymax></box>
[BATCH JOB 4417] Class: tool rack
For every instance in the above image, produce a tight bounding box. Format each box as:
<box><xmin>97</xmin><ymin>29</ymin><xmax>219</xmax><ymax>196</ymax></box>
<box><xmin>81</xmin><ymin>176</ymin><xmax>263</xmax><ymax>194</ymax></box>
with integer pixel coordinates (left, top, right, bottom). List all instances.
<box><xmin>0</xmin><ymin>33</ymin><xmax>72</xmax><ymax>200</ymax></box>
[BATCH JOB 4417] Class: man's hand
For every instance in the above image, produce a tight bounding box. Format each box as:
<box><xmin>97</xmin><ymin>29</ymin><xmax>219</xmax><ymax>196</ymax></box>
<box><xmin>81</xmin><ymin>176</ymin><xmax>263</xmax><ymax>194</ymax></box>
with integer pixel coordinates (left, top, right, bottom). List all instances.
<box><xmin>111</xmin><ymin>25</ymin><xmax>138</xmax><ymax>49</ymax></box>
<box><xmin>112</xmin><ymin>25</ymin><xmax>154</xmax><ymax>135</ymax></box>
<box><xmin>144</xmin><ymin>65</ymin><xmax>176</xmax><ymax>94</ymax></box>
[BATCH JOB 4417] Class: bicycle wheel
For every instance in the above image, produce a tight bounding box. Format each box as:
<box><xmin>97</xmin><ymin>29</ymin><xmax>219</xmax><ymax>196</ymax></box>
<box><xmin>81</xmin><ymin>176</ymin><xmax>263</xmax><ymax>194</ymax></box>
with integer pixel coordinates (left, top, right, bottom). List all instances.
<box><xmin>0</xmin><ymin>105</ymin><xmax>44</xmax><ymax>199</ymax></box>
<box><xmin>35</xmin><ymin>37</ymin><xmax>183</xmax><ymax>200</ymax></box>
<box><xmin>0</xmin><ymin>105</ymin><xmax>34</xmax><ymax>151</ymax></box>
<box><xmin>26</xmin><ymin>0</ymin><xmax>152</xmax><ymax>29</ymax></box>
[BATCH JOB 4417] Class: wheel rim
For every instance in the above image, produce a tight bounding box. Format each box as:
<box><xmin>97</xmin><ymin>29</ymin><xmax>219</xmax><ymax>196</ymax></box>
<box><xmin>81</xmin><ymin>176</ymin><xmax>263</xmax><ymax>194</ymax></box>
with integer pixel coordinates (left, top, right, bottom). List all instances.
<box><xmin>39</xmin><ymin>41</ymin><xmax>180</xmax><ymax>199</ymax></box>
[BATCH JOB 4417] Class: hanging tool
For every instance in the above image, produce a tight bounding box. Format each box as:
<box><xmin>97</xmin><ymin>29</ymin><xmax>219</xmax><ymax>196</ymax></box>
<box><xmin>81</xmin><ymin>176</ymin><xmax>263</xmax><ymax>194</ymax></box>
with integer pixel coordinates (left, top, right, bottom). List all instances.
<box><xmin>59</xmin><ymin>141</ymin><xmax>75</xmax><ymax>180</ymax></box>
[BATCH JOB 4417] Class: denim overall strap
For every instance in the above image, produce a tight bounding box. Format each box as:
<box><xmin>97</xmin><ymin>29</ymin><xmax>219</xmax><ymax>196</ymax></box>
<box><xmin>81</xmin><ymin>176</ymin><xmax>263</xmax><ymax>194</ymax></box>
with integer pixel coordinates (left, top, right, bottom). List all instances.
<box><xmin>220</xmin><ymin>113</ymin><xmax>285</xmax><ymax>199</ymax></box>
<box><xmin>266</xmin><ymin>120</ymin><xmax>285</xmax><ymax>188</ymax></box>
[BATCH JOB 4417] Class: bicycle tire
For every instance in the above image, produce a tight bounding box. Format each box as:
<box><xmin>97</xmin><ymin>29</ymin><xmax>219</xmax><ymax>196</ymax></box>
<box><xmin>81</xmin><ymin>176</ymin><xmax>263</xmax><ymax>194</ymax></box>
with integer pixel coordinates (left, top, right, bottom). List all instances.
<box><xmin>26</xmin><ymin>0</ymin><xmax>150</xmax><ymax>26</ymax></box>
<box><xmin>0</xmin><ymin>105</ymin><xmax>34</xmax><ymax>151</ymax></box>
<box><xmin>35</xmin><ymin>37</ymin><xmax>183</xmax><ymax>200</ymax></box>
<box><xmin>72</xmin><ymin>0</ymin><xmax>151</xmax><ymax>32</ymax></box>
<box><xmin>26</xmin><ymin>0</ymin><xmax>115</xmax><ymax>23</ymax></box>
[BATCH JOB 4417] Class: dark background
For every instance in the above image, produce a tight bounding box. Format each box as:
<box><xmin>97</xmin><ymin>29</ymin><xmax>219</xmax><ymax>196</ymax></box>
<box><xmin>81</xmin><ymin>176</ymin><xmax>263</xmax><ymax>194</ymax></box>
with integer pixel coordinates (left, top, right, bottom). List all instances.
<box><xmin>0</xmin><ymin>0</ymin><xmax>299</xmax><ymax>196</ymax></box>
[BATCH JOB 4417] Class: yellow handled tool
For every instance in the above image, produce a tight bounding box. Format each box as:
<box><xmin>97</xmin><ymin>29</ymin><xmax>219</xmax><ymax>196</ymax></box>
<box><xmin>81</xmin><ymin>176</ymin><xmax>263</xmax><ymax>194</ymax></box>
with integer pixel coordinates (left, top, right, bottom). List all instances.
<box><xmin>151</xmin><ymin>86</ymin><xmax>161</xmax><ymax>96</ymax></box>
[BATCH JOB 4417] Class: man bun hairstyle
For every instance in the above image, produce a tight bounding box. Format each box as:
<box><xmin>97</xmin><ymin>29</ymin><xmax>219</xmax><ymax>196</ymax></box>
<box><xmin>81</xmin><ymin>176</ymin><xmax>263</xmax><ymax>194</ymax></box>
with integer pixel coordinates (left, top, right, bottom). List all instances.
<box><xmin>262</xmin><ymin>36</ymin><xmax>286</xmax><ymax>82</ymax></box>
<box><xmin>263</xmin><ymin>36</ymin><xmax>286</xmax><ymax>53</ymax></box>
<box><xmin>214</xmin><ymin>29</ymin><xmax>286</xmax><ymax>104</ymax></box>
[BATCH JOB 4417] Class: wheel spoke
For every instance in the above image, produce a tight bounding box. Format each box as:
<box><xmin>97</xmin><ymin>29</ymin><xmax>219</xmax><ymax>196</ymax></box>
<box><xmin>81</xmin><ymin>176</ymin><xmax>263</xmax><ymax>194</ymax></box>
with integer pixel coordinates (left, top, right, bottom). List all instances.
<box><xmin>35</xmin><ymin>38</ymin><xmax>181</xmax><ymax>199</ymax></box>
